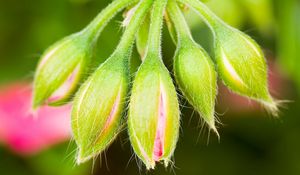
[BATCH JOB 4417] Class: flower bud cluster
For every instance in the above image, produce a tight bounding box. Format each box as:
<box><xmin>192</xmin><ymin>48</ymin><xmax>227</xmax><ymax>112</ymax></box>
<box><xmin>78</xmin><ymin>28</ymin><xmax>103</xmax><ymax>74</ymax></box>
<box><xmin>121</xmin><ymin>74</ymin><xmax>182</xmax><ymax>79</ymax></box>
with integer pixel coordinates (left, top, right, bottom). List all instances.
<box><xmin>32</xmin><ymin>0</ymin><xmax>280</xmax><ymax>170</ymax></box>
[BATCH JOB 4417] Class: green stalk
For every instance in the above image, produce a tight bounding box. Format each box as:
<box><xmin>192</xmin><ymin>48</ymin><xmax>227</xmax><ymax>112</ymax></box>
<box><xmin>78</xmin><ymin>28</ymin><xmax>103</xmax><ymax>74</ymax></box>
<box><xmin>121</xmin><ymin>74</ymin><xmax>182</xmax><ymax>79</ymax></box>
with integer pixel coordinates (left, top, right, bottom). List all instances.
<box><xmin>176</xmin><ymin>0</ymin><xmax>225</xmax><ymax>30</ymax></box>
<box><xmin>84</xmin><ymin>0</ymin><xmax>139</xmax><ymax>42</ymax></box>
<box><xmin>114</xmin><ymin>0</ymin><xmax>154</xmax><ymax>56</ymax></box>
<box><xmin>145</xmin><ymin>0</ymin><xmax>168</xmax><ymax>57</ymax></box>
<box><xmin>168</xmin><ymin>0</ymin><xmax>219</xmax><ymax>135</ymax></box>
<box><xmin>167</xmin><ymin>0</ymin><xmax>193</xmax><ymax>43</ymax></box>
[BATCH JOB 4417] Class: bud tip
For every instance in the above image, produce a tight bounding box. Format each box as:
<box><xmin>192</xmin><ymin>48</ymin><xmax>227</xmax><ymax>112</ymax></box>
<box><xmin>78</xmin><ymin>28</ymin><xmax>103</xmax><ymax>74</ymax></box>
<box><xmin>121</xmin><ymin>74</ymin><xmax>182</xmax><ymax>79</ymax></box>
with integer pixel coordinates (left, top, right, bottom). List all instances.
<box><xmin>208</xmin><ymin>120</ymin><xmax>220</xmax><ymax>139</ymax></box>
<box><xmin>261</xmin><ymin>97</ymin><xmax>280</xmax><ymax>117</ymax></box>
<box><xmin>76</xmin><ymin>149</ymin><xmax>93</xmax><ymax>165</ymax></box>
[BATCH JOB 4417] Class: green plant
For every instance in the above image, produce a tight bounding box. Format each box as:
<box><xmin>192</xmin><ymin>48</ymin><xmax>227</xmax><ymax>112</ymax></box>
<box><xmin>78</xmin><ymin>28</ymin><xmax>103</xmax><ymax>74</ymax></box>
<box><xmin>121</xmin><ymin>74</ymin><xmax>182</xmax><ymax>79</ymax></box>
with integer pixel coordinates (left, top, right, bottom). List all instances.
<box><xmin>32</xmin><ymin>0</ymin><xmax>278</xmax><ymax>170</ymax></box>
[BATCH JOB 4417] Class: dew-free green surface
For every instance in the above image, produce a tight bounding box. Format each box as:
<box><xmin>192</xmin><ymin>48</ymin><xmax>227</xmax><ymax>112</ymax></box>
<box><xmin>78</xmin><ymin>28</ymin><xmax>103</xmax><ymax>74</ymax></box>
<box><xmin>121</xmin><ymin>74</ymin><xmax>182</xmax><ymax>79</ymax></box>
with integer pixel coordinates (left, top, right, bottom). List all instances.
<box><xmin>1</xmin><ymin>0</ymin><xmax>300</xmax><ymax>175</ymax></box>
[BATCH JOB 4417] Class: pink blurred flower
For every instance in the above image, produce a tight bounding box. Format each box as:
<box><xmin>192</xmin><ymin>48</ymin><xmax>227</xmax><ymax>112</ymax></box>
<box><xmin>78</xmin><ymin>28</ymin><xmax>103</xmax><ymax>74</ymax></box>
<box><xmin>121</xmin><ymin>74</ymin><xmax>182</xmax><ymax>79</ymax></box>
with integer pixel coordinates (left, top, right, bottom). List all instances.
<box><xmin>0</xmin><ymin>82</ymin><xmax>71</xmax><ymax>155</ymax></box>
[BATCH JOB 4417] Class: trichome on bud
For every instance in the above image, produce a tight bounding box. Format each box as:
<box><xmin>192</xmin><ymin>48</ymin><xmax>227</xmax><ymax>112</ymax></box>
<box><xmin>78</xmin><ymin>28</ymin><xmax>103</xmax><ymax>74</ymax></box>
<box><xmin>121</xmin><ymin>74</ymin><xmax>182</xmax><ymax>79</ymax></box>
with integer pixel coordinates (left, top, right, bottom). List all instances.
<box><xmin>72</xmin><ymin>54</ymin><xmax>129</xmax><ymax>163</ymax></box>
<box><xmin>31</xmin><ymin>0</ymin><xmax>283</xmax><ymax>170</ymax></box>
<box><xmin>33</xmin><ymin>32</ymin><xmax>92</xmax><ymax>108</ymax></box>
<box><xmin>168</xmin><ymin>0</ymin><xmax>218</xmax><ymax>134</ymax></box>
<box><xmin>213</xmin><ymin>25</ymin><xmax>278</xmax><ymax>115</ymax></box>
<box><xmin>128</xmin><ymin>55</ymin><xmax>180</xmax><ymax>169</ymax></box>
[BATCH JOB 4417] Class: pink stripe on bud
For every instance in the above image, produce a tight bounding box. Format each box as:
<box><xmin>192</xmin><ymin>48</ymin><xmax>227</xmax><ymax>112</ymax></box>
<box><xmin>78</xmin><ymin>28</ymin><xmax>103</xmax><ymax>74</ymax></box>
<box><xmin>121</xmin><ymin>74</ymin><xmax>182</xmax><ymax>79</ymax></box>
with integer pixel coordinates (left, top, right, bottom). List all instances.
<box><xmin>48</xmin><ymin>66</ymin><xmax>80</xmax><ymax>103</ymax></box>
<box><xmin>103</xmin><ymin>90</ymin><xmax>121</xmax><ymax>131</ymax></box>
<box><xmin>153</xmin><ymin>85</ymin><xmax>167</xmax><ymax>161</ymax></box>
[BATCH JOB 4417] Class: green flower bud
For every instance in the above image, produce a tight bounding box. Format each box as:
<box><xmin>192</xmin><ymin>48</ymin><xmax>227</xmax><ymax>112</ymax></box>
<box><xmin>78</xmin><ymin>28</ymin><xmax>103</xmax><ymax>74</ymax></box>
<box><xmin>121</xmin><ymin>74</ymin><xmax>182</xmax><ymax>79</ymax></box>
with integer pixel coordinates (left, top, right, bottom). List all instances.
<box><xmin>177</xmin><ymin>0</ymin><xmax>278</xmax><ymax>115</ymax></box>
<box><xmin>128</xmin><ymin>56</ymin><xmax>180</xmax><ymax>169</ymax></box>
<box><xmin>214</xmin><ymin>25</ymin><xmax>278</xmax><ymax>114</ymax></box>
<box><xmin>33</xmin><ymin>32</ymin><xmax>92</xmax><ymax>108</ymax></box>
<box><xmin>168</xmin><ymin>0</ymin><xmax>218</xmax><ymax>133</ymax></box>
<box><xmin>72</xmin><ymin>54</ymin><xmax>129</xmax><ymax>164</ymax></box>
<box><xmin>174</xmin><ymin>39</ymin><xmax>218</xmax><ymax>133</ymax></box>
<box><xmin>71</xmin><ymin>0</ymin><xmax>154</xmax><ymax>164</ymax></box>
<box><xmin>32</xmin><ymin>0</ymin><xmax>138</xmax><ymax>108</ymax></box>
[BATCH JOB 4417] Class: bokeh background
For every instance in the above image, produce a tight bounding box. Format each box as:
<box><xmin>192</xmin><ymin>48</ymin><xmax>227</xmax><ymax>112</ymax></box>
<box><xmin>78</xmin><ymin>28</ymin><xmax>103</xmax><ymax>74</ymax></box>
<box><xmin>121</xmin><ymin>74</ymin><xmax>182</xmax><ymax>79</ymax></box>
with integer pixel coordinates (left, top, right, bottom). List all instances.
<box><xmin>1</xmin><ymin>0</ymin><xmax>300</xmax><ymax>174</ymax></box>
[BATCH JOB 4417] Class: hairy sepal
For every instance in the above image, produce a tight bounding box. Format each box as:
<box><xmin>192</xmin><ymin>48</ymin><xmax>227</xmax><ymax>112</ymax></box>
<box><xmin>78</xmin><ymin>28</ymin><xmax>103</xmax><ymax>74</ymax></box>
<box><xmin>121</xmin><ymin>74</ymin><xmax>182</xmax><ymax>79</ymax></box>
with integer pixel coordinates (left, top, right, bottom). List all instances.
<box><xmin>72</xmin><ymin>53</ymin><xmax>129</xmax><ymax>164</ymax></box>
<box><xmin>174</xmin><ymin>39</ymin><xmax>218</xmax><ymax>133</ymax></box>
<box><xmin>33</xmin><ymin>32</ymin><xmax>92</xmax><ymax>108</ymax></box>
<box><xmin>128</xmin><ymin>56</ymin><xmax>180</xmax><ymax>169</ymax></box>
<box><xmin>214</xmin><ymin>25</ymin><xmax>278</xmax><ymax>114</ymax></box>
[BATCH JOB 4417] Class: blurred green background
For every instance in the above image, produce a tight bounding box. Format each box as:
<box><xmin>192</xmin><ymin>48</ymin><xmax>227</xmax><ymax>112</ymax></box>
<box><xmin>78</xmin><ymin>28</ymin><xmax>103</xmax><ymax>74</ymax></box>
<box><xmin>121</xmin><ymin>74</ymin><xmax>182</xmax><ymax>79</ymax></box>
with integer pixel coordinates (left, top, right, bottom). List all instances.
<box><xmin>0</xmin><ymin>0</ymin><xmax>300</xmax><ymax>174</ymax></box>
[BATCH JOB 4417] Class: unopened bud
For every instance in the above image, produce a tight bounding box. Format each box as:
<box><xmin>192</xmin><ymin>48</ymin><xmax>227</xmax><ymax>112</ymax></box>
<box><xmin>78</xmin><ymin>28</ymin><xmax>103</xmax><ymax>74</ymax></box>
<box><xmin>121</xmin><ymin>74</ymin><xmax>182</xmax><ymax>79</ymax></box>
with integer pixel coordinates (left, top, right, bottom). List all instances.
<box><xmin>174</xmin><ymin>39</ymin><xmax>218</xmax><ymax>133</ymax></box>
<box><xmin>214</xmin><ymin>26</ymin><xmax>278</xmax><ymax>114</ymax></box>
<box><xmin>33</xmin><ymin>32</ymin><xmax>92</xmax><ymax>108</ymax></box>
<box><xmin>128</xmin><ymin>56</ymin><xmax>180</xmax><ymax>169</ymax></box>
<box><xmin>72</xmin><ymin>54</ymin><xmax>129</xmax><ymax>164</ymax></box>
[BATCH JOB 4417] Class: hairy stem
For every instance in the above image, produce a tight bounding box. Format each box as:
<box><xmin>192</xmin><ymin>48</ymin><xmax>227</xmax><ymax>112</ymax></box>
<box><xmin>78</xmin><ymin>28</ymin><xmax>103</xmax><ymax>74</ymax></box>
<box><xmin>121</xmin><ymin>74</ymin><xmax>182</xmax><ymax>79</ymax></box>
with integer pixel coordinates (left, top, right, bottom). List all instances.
<box><xmin>177</xmin><ymin>0</ymin><xmax>224</xmax><ymax>30</ymax></box>
<box><xmin>145</xmin><ymin>0</ymin><xmax>168</xmax><ymax>57</ymax></box>
<box><xmin>167</xmin><ymin>0</ymin><xmax>193</xmax><ymax>43</ymax></box>
<box><xmin>115</xmin><ymin>0</ymin><xmax>154</xmax><ymax>55</ymax></box>
<box><xmin>84</xmin><ymin>0</ymin><xmax>139</xmax><ymax>42</ymax></box>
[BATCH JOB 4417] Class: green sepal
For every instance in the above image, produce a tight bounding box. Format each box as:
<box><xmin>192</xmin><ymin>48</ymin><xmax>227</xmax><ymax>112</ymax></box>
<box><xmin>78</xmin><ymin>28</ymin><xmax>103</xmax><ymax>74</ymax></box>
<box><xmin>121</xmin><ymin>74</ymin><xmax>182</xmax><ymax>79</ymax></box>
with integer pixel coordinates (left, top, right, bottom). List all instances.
<box><xmin>72</xmin><ymin>53</ymin><xmax>130</xmax><ymax>164</ymax></box>
<box><xmin>174</xmin><ymin>38</ymin><xmax>218</xmax><ymax>133</ymax></box>
<box><xmin>128</xmin><ymin>55</ymin><xmax>180</xmax><ymax>169</ymax></box>
<box><xmin>214</xmin><ymin>25</ymin><xmax>278</xmax><ymax>114</ymax></box>
<box><xmin>33</xmin><ymin>32</ymin><xmax>92</xmax><ymax>108</ymax></box>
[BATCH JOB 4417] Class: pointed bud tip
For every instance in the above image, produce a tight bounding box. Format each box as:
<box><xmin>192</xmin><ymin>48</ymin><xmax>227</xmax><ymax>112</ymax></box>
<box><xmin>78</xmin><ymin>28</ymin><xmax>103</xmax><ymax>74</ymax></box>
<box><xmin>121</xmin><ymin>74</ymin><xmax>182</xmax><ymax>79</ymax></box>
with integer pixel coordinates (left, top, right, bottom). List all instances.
<box><xmin>146</xmin><ymin>162</ymin><xmax>156</xmax><ymax>170</ymax></box>
<box><xmin>207</xmin><ymin>120</ymin><xmax>220</xmax><ymax>139</ymax></box>
<box><xmin>144</xmin><ymin>158</ymin><xmax>172</xmax><ymax>170</ymax></box>
<box><xmin>260</xmin><ymin>97</ymin><xmax>282</xmax><ymax>117</ymax></box>
<box><xmin>76</xmin><ymin>149</ymin><xmax>94</xmax><ymax>165</ymax></box>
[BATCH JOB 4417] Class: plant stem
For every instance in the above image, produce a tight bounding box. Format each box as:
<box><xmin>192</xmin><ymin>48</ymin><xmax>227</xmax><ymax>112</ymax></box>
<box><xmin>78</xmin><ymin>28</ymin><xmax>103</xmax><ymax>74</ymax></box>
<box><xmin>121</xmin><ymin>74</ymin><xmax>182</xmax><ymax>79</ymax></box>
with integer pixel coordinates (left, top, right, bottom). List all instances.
<box><xmin>115</xmin><ymin>0</ymin><xmax>154</xmax><ymax>55</ymax></box>
<box><xmin>84</xmin><ymin>0</ymin><xmax>139</xmax><ymax>42</ymax></box>
<box><xmin>145</xmin><ymin>0</ymin><xmax>168</xmax><ymax>57</ymax></box>
<box><xmin>176</xmin><ymin>0</ymin><xmax>224</xmax><ymax>30</ymax></box>
<box><xmin>167</xmin><ymin>0</ymin><xmax>193</xmax><ymax>43</ymax></box>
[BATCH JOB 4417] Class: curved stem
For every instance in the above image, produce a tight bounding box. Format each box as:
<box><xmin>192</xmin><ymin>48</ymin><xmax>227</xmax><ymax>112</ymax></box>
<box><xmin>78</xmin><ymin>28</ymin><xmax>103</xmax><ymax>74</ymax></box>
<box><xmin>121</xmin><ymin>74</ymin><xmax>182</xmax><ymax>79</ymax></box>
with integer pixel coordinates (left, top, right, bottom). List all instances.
<box><xmin>145</xmin><ymin>0</ymin><xmax>168</xmax><ymax>57</ymax></box>
<box><xmin>167</xmin><ymin>0</ymin><xmax>193</xmax><ymax>43</ymax></box>
<box><xmin>84</xmin><ymin>0</ymin><xmax>139</xmax><ymax>42</ymax></box>
<box><xmin>115</xmin><ymin>0</ymin><xmax>154</xmax><ymax>55</ymax></box>
<box><xmin>176</xmin><ymin>0</ymin><xmax>224</xmax><ymax>30</ymax></box>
